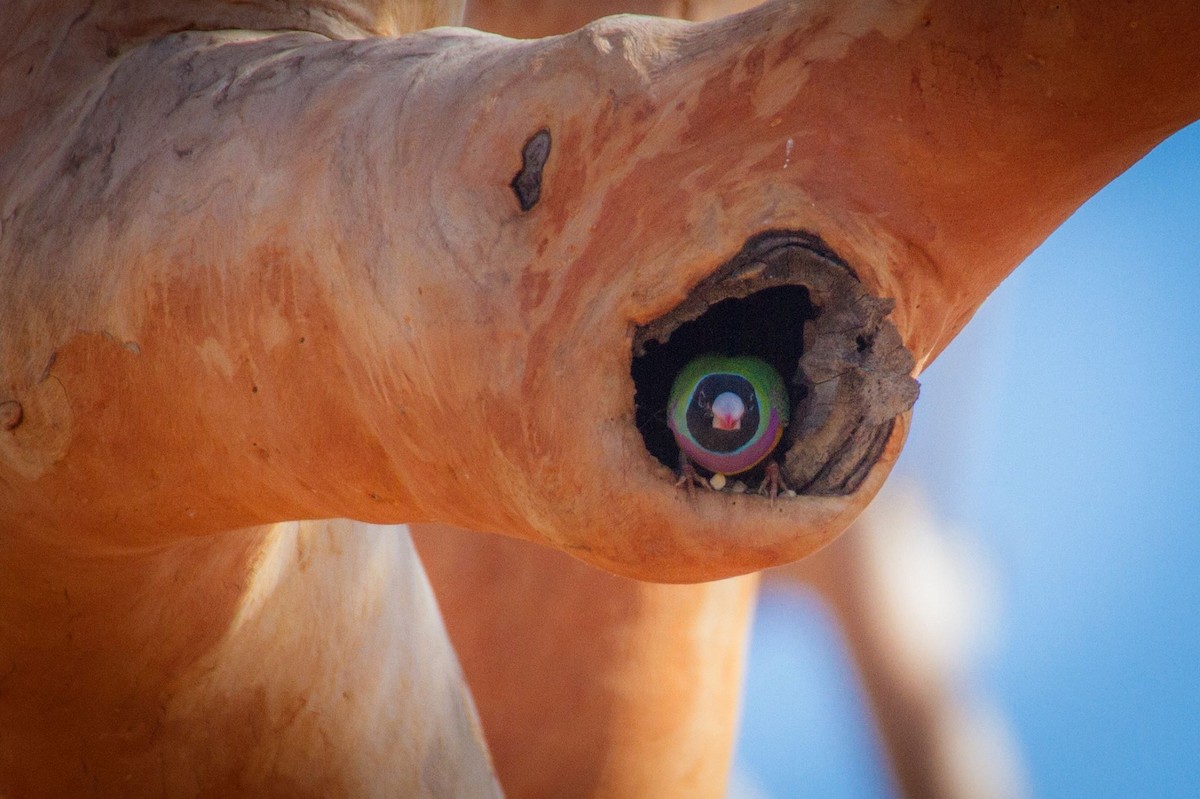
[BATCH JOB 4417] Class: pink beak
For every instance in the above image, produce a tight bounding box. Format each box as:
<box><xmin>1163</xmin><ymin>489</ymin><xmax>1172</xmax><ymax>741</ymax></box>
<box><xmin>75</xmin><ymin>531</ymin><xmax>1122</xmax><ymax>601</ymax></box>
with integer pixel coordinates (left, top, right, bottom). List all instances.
<box><xmin>711</xmin><ymin>392</ymin><xmax>745</xmax><ymax>431</ymax></box>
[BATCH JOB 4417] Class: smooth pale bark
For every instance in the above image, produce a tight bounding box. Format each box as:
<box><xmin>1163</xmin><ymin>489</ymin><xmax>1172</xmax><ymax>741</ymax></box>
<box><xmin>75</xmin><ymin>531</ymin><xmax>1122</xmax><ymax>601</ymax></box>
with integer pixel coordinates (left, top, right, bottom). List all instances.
<box><xmin>0</xmin><ymin>521</ymin><xmax>500</xmax><ymax>797</ymax></box>
<box><xmin>0</xmin><ymin>0</ymin><xmax>914</xmax><ymax>581</ymax></box>
<box><xmin>5</xmin><ymin>1</ymin><xmax>1199</xmax><ymax>579</ymax></box>
<box><xmin>7</xmin><ymin>0</ymin><xmax>1199</xmax><ymax>578</ymax></box>
<box><xmin>465</xmin><ymin>0</ymin><xmax>750</xmax><ymax>38</ymax></box>
<box><xmin>1</xmin><ymin>2</ymin><xmax>500</xmax><ymax>796</ymax></box>
<box><xmin>418</xmin><ymin>6</ymin><xmax>769</xmax><ymax>797</ymax></box>
<box><xmin>413</xmin><ymin>522</ymin><xmax>756</xmax><ymax>798</ymax></box>
<box><xmin>3</xmin><ymin>0</ymin><xmax>1200</xmax><ymax>796</ymax></box>
<box><xmin>412</xmin><ymin>2</ymin><xmax>1200</xmax><ymax>796</ymax></box>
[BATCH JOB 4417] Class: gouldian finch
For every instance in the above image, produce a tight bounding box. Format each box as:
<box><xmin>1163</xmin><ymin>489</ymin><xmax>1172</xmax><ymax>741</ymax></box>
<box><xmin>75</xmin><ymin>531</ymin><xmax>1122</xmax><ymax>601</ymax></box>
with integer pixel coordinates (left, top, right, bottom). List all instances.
<box><xmin>667</xmin><ymin>354</ymin><xmax>790</xmax><ymax>495</ymax></box>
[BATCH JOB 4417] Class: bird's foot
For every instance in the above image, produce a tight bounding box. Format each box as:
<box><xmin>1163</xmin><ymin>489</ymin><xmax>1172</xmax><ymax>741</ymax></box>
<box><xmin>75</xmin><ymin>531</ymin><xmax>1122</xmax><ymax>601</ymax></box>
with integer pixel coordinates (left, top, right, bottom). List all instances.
<box><xmin>757</xmin><ymin>461</ymin><xmax>788</xmax><ymax>500</ymax></box>
<box><xmin>675</xmin><ymin>458</ymin><xmax>709</xmax><ymax>498</ymax></box>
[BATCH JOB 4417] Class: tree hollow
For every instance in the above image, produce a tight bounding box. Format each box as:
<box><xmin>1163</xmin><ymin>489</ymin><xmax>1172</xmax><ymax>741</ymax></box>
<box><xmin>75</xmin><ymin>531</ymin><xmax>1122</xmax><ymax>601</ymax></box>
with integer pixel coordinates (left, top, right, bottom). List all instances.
<box><xmin>632</xmin><ymin>231</ymin><xmax>919</xmax><ymax>495</ymax></box>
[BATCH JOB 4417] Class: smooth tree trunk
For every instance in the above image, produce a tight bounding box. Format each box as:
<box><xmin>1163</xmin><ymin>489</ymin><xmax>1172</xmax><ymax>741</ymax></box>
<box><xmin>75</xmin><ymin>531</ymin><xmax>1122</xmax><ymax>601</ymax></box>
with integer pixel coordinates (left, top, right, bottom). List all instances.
<box><xmin>2</xmin><ymin>0</ymin><xmax>1199</xmax><ymax>795</ymax></box>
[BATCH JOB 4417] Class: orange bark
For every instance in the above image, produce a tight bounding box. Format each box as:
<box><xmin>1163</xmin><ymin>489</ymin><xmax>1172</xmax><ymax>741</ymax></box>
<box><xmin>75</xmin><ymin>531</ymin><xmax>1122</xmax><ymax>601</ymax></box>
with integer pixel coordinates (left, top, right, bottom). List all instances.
<box><xmin>3</xmin><ymin>0</ymin><xmax>1200</xmax><ymax>795</ymax></box>
<box><xmin>413</xmin><ymin>522</ymin><xmax>756</xmax><ymax>797</ymax></box>
<box><xmin>413</xmin><ymin>2</ymin><xmax>1200</xmax><ymax>795</ymax></box>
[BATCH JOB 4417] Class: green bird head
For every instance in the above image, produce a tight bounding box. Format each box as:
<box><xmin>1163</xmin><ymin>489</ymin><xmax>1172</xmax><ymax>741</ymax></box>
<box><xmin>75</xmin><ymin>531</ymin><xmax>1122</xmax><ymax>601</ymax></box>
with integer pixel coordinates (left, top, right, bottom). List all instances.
<box><xmin>666</xmin><ymin>354</ymin><xmax>790</xmax><ymax>476</ymax></box>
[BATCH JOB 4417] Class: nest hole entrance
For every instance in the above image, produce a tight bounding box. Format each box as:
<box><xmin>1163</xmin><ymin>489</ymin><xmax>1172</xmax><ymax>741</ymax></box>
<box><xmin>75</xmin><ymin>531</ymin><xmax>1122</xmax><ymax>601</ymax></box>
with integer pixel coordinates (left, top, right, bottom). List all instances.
<box><xmin>632</xmin><ymin>285</ymin><xmax>815</xmax><ymax>472</ymax></box>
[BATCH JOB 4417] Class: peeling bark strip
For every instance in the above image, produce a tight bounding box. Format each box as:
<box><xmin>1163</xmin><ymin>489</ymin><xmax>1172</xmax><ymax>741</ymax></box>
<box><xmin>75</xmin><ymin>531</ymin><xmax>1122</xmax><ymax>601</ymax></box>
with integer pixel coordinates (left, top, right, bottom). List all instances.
<box><xmin>633</xmin><ymin>231</ymin><xmax>919</xmax><ymax>496</ymax></box>
<box><xmin>510</xmin><ymin>128</ymin><xmax>551</xmax><ymax>211</ymax></box>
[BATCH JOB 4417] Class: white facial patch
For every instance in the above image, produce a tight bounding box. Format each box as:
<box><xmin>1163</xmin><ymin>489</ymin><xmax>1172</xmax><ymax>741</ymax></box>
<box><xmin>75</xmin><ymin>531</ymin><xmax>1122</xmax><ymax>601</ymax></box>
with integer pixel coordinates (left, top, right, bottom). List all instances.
<box><xmin>711</xmin><ymin>391</ymin><xmax>745</xmax><ymax>430</ymax></box>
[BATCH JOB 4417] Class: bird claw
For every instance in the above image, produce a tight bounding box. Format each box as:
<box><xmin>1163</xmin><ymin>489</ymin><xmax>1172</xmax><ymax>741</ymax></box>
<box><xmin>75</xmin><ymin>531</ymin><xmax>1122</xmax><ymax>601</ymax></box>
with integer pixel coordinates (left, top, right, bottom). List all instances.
<box><xmin>675</xmin><ymin>458</ymin><xmax>709</xmax><ymax>498</ymax></box>
<box><xmin>757</xmin><ymin>461</ymin><xmax>787</xmax><ymax>500</ymax></box>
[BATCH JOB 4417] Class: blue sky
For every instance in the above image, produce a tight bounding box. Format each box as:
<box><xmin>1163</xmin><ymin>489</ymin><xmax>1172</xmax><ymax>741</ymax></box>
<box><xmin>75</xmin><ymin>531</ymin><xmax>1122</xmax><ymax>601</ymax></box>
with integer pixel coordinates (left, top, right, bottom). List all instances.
<box><xmin>735</xmin><ymin>120</ymin><xmax>1200</xmax><ymax>797</ymax></box>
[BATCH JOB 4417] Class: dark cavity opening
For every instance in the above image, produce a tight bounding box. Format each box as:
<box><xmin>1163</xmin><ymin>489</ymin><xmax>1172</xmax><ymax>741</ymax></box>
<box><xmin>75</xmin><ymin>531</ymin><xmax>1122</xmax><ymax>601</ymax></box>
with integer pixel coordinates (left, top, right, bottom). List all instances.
<box><xmin>631</xmin><ymin>285</ymin><xmax>815</xmax><ymax>471</ymax></box>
